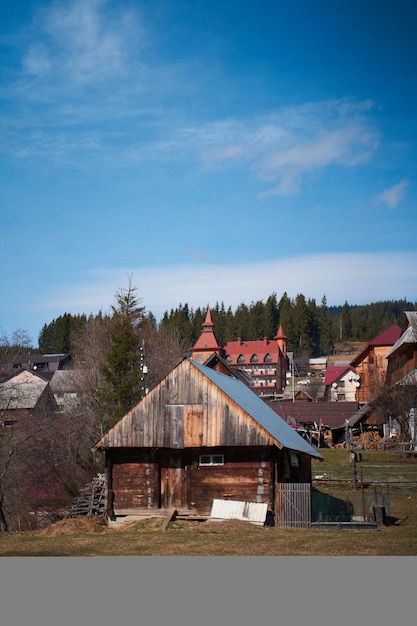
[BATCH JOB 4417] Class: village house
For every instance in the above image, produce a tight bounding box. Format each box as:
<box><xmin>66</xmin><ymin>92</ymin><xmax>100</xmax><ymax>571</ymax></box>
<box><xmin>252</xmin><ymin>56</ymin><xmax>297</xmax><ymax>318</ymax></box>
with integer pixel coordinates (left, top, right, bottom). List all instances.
<box><xmin>324</xmin><ymin>365</ymin><xmax>361</xmax><ymax>403</ymax></box>
<box><xmin>349</xmin><ymin>324</ymin><xmax>402</xmax><ymax>404</ymax></box>
<box><xmin>347</xmin><ymin>313</ymin><xmax>417</xmax><ymax>443</ymax></box>
<box><xmin>93</xmin><ymin>357</ymin><xmax>322</xmax><ymax>527</ymax></box>
<box><xmin>0</xmin><ymin>353</ymin><xmax>71</xmax><ymax>382</ymax></box>
<box><xmin>0</xmin><ymin>369</ymin><xmax>57</xmax><ymax>426</ymax></box>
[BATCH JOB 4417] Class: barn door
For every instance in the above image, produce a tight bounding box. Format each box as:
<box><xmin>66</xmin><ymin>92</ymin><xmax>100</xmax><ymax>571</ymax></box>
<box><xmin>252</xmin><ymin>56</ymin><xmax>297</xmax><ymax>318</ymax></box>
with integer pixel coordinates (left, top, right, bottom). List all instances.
<box><xmin>160</xmin><ymin>454</ymin><xmax>188</xmax><ymax>509</ymax></box>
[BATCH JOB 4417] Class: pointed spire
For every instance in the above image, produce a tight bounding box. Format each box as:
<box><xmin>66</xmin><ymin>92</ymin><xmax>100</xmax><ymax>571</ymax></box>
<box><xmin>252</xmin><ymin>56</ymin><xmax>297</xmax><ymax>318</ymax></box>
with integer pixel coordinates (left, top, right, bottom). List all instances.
<box><xmin>274</xmin><ymin>324</ymin><xmax>287</xmax><ymax>355</ymax></box>
<box><xmin>202</xmin><ymin>307</ymin><xmax>214</xmax><ymax>329</ymax></box>
<box><xmin>190</xmin><ymin>306</ymin><xmax>225</xmax><ymax>361</ymax></box>
<box><xmin>274</xmin><ymin>324</ymin><xmax>287</xmax><ymax>341</ymax></box>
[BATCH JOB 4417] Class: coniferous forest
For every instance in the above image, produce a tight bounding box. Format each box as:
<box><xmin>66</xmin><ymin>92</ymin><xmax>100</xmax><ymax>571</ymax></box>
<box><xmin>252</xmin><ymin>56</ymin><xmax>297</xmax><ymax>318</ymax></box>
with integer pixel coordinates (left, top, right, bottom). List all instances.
<box><xmin>37</xmin><ymin>293</ymin><xmax>417</xmax><ymax>359</ymax></box>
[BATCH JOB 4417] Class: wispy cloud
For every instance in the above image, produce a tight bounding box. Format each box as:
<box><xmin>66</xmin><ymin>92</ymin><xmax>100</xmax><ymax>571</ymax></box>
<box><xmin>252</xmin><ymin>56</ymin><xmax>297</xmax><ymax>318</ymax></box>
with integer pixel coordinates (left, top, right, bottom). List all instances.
<box><xmin>197</xmin><ymin>100</ymin><xmax>379</xmax><ymax>196</ymax></box>
<box><xmin>128</xmin><ymin>99</ymin><xmax>380</xmax><ymax>196</ymax></box>
<box><xmin>1</xmin><ymin>2</ymin><xmax>381</xmax><ymax>194</ymax></box>
<box><xmin>373</xmin><ymin>179</ymin><xmax>409</xmax><ymax>208</ymax></box>
<box><xmin>22</xmin><ymin>0</ymin><xmax>142</xmax><ymax>86</ymax></box>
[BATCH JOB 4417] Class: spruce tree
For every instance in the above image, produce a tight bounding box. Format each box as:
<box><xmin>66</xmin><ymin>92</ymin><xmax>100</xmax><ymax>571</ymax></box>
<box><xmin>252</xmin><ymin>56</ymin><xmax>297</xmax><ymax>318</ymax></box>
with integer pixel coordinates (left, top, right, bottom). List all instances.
<box><xmin>319</xmin><ymin>295</ymin><xmax>334</xmax><ymax>355</ymax></box>
<box><xmin>339</xmin><ymin>301</ymin><xmax>353</xmax><ymax>341</ymax></box>
<box><xmin>98</xmin><ymin>278</ymin><xmax>145</xmax><ymax>429</ymax></box>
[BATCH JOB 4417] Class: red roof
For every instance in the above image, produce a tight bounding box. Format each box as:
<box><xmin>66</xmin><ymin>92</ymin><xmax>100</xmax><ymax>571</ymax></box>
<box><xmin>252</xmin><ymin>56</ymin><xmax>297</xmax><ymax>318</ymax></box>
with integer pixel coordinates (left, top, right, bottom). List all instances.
<box><xmin>350</xmin><ymin>324</ymin><xmax>403</xmax><ymax>366</ymax></box>
<box><xmin>368</xmin><ymin>324</ymin><xmax>402</xmax><ymax>346</ymax></box>
<box><xmin>269</xmin><ymin>401</ymin><xmax>359</xmax><ymax>430</ymax></box>
<box><xmin>324</xmin><ymin>365</ymin><xmax>356</xmax><ymax>386</ymax></box>
<box><xmin>224</xmin><ymin>337</ymin><xmax>281</xmax><ymax>364</ymax></box>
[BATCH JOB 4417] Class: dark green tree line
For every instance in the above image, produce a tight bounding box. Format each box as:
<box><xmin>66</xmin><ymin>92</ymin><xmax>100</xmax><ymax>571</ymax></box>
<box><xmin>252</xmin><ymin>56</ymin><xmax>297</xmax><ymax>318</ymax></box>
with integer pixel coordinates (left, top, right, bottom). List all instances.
<box><xmin>35</xmin><ymin>295</ymin><xmax>417</xmax><ymax>360</ymax></box>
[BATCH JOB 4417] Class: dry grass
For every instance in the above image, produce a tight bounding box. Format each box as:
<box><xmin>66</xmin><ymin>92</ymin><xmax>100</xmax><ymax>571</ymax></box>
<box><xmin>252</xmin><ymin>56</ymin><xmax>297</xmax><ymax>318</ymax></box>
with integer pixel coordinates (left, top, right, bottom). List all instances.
<box><xmin>1</xmin><ymin>449</ymin><xmax>416</xmax><ymax>556</ymax></box>
<box><xmin>1</xmin><ymin>505</ymin><xmax>417</xmax><ymax>556</ymax></box>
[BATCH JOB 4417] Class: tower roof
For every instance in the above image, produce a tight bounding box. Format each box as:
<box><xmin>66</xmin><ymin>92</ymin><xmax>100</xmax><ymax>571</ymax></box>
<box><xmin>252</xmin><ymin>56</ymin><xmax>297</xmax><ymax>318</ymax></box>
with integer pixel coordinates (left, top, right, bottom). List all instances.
<box><xmin>191</xmin><ymin>307</ymin><xmax>222</xmax><ymax>353</ymax></box>
<box><xmin>274</xmin><ymin>324</ymin><xmax>287</xmax><ymax>341</ymax></box>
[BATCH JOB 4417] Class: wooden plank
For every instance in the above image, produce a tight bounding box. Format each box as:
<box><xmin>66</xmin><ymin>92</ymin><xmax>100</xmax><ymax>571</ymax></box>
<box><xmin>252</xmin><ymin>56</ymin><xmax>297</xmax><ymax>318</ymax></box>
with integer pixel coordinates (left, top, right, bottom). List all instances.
<box><xmin>161</xmin><ymin>508</ymin><xmax>177</xmax><ymax>531</ymax></box>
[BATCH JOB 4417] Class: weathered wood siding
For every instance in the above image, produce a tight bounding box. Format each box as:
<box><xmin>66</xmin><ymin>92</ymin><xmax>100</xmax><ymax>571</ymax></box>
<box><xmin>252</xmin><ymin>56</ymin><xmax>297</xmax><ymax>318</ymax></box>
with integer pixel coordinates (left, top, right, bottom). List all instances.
<box><xmin>188</xmin><ymin>448</ymin><xmax>274</xmax><ymax>515</ymax></box>
<box><xmin>276</xmin><ymin>450</ymin><xmax>312</xmax><ymax>483</ymax></box>
<box><xmin>160</xmin><ymin>452</ymin><xmax>188</xmax><ymax>509</ymax></box>
<box><xmin>109</xmin><ymin>450</ymin><xmax>158</xmax><ymax>512</ymax></box>
<box><xmin>107</xmin><ymin>446</ymin><xmax>279</xmax><ymax>515</ymax></box>
<box><xmin>98</xmin><ymin>359</ymin><xmax>275</xmax><ymax>449</ymax></box>
<box><xmin>106</xmin><ymin>445</ymin><xmax>312</xmax><ymax>523</ymax></box>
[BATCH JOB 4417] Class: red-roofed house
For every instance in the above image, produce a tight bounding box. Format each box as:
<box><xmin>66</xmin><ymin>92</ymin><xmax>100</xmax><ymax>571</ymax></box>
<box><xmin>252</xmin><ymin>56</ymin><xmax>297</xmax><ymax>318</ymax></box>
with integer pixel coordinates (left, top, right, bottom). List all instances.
<box><xmin>190</xmin><ymin>308</ymin><xmax>289</xmax><ymax>398</ymax></box>
<box><xmin>324</xmin><ymin>365</ymin><xmax>359</xmax><ymax>402</ymax></box>
<box><xmin>350</xmin><ymin>324</ymin><xmax>402</xmax><ymax>403</ymax></box>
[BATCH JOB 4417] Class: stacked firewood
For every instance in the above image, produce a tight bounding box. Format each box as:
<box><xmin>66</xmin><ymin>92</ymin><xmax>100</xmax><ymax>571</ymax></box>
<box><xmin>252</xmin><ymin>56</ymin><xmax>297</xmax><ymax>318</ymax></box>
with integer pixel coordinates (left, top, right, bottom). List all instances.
<box><xmin>352</xmin><ymin>431</ymin><xmax>382</xmax><ymax>450</ymax></box>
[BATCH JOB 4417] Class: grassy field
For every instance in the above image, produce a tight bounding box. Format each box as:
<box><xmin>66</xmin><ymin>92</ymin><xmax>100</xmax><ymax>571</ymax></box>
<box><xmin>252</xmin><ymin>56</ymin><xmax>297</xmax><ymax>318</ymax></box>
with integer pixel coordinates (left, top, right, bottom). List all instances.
<box><xmin>1</xmin><ymin>449</ymin><xmax>416</xmax><ymax>556</ymax></box>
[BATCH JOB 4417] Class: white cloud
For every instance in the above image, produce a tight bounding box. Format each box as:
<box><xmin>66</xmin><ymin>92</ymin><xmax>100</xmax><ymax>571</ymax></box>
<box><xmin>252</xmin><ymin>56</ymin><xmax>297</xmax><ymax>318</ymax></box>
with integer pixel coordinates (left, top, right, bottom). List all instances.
<box><xmin>24</xmin><ymin>0</ymin><xmax>141</xmax><ymax>85</ymax></box>
<box><xmin>374</xmin><ymin>179</ymin><xmax>409</xmax><ymax>209</ymax></box>
<box><xmin>36</xmin><ymin>251</ymin><xmax>417</xmax><ymax>323</ymax></box>
<box><xmin>3</xmin><ymin>2</ymin><xmax>381</xmax><ymax>194</ymax></box>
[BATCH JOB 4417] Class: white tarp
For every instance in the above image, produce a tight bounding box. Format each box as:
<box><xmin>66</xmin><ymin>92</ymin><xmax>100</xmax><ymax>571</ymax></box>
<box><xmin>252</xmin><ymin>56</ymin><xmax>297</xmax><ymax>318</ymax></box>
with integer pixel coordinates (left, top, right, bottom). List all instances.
<box><xmin>210</xmin><ymin>499</ymin><xmax>268</xmax><ymax>525</ymax></box>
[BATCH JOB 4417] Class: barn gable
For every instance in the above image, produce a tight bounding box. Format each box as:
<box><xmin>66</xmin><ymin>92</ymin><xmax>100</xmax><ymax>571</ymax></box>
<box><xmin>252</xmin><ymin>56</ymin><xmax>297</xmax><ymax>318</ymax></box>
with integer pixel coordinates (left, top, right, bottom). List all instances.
<box><xmin>94</xmin><ymin>357</ymin><xmax>322</xmax><ymax>460</ymax></box>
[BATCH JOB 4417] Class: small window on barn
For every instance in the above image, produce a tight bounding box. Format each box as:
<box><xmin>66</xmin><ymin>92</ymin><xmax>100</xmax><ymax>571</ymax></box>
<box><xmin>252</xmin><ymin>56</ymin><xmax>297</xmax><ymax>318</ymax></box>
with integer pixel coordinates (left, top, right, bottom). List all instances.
<box><xmin>199</xmin><ymin>454</ymin><xmax>224</xmax><ymax>466</ymax></box>
<box><xmin>290</xmin><ymin>453</ymin><xmax>299</xmax><ymax>467</ymax></box>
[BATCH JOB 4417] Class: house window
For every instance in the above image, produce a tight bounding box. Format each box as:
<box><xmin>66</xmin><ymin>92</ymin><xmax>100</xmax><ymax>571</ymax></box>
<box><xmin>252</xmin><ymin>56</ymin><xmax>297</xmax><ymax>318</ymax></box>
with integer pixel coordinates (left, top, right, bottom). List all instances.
<box><xmin>337</xmin><ymin>393</ymin><xmax>346</xmax><ymax>401</ymax></box>
<box><xmin>338</xmin><ymin>380</ymin><xmax>345</xmax><ymax>388</ymax></box>
<box><xmin>32</xmin><ymin>362</ymin><xmax>47</xmax><ymax>370</ymax></box>
<box><xmin>264</xmin><ymin>354</ymin><xmax>272</xmax><ymax>362</ymax></box>
<box><xmin>290</xmin><ymin>453</ymin><xmax>299</xmax><ymax>467</ymax></box>
<box><xmin>199</xmin><ymin>454</ymin><xmax>224</xmax><ymax>466</ymax></box>
<box><xmin>237</xmin><ymin>355</ymin><xmax>245</xmax><ymax>363</ymax></box>
<box><xmin>250</xmin><ymin>354</ymin><xmax>259</xmax><ymax>363</ymax></box>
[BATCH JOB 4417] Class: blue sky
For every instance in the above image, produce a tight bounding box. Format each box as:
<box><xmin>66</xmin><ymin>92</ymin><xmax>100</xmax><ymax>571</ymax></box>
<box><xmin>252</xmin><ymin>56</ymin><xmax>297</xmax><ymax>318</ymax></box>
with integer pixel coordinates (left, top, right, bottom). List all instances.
<box><xmin>1</xmin><ymin>0</ymin><xmax>416</xmax><ymax>346</ymax></box>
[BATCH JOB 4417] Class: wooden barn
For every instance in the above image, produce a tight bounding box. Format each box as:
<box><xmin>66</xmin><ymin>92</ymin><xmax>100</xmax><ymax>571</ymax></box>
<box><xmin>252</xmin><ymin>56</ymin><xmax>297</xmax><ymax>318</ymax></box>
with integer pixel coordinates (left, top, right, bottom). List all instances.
<box><xmin>93</xmin><ymin>357</ymin><xmax>323</xmax><ymax>526</ymax></box>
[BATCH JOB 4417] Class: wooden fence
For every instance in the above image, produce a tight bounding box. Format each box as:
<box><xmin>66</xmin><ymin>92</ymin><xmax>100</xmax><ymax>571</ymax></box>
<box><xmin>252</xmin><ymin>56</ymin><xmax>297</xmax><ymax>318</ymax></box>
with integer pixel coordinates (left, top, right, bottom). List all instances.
<box><xmin>275</xmin><ymin>483</ymin><xmax>311</xmax><ymax>528</ymax></box>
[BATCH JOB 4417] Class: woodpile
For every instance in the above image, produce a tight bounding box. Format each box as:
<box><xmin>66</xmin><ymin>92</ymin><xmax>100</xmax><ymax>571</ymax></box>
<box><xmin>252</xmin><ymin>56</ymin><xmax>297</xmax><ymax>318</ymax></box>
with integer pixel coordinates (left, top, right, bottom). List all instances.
<box><xmin>352</xmin><ymin>431</ymin><xmax>382</xmax><ymax>450</ymax></box>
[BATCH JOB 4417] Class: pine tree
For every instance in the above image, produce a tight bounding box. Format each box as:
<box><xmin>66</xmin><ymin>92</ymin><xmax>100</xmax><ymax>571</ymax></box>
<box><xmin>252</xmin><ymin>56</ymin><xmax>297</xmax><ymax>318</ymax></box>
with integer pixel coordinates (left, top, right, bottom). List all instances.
<box><xmin>339</xmin><ymin>301</ymin><xmax>352</xmax><ymax>341</ymax></box>
<box><xmin>98</xmin><ymin>278</ymin><xmax>145</xmax><ymax>429</ymax></box>
<box><xmin>263</xmin><ymin>293</ymin><xmax>279</xmax><ymax>339</ymax></box>
<box><xmin>278</xmin><ymin>292</ymin><xmax>295</xmax><ymax>351</ymax></box>
<box><xmin>319</xmin><ymin>295</ymin><xmax>334</xmax><ymax>354</ymax></box>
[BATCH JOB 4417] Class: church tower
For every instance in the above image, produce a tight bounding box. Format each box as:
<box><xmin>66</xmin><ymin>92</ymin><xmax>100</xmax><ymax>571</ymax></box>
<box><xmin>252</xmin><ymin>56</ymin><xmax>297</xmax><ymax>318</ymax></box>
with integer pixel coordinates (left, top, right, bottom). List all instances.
<box><xmin>274</xmin><ymin>324</ymin><xmax>287</xmax><ymax>356</ymax></box>
<box><xmin>190</xmin><ymin>307</ymin><xmax>226</xmax><ymax>363</ymax></box>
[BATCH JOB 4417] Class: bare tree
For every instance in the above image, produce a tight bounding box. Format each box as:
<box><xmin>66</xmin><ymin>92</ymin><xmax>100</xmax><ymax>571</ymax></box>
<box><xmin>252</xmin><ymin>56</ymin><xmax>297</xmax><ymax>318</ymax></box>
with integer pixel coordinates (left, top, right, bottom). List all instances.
<box><xmin>372</xmin><ymin>376</ymin><xmax>417</xmax><ymax>442</ymax></box>
<box><xmin>140</xmin><ymin>317</ymin><xmax>186</xmax><ymax>390</ymax></box>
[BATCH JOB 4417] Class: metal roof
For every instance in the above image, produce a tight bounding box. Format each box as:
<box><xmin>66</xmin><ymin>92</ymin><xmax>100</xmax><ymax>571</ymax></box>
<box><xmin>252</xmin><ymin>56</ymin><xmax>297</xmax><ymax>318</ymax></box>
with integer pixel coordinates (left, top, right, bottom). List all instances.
<box><xmin>385</xmin><ymin>312</ymin><xmax>417</xmax><ymax>359</ymax></box>
<box><xmin>269</xmin><ymin>400</ymin><xmax>360</xmax><ymax>430</ymax></box>
<box><xmin>0</xmin><ymin>380</ymin><xmax>48</xmax><ymax>410</ymax></box>
<box><xmin>189</xmin><ymin>358</ymin><xmax>323</xmax><ymax>459</ymax></box>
